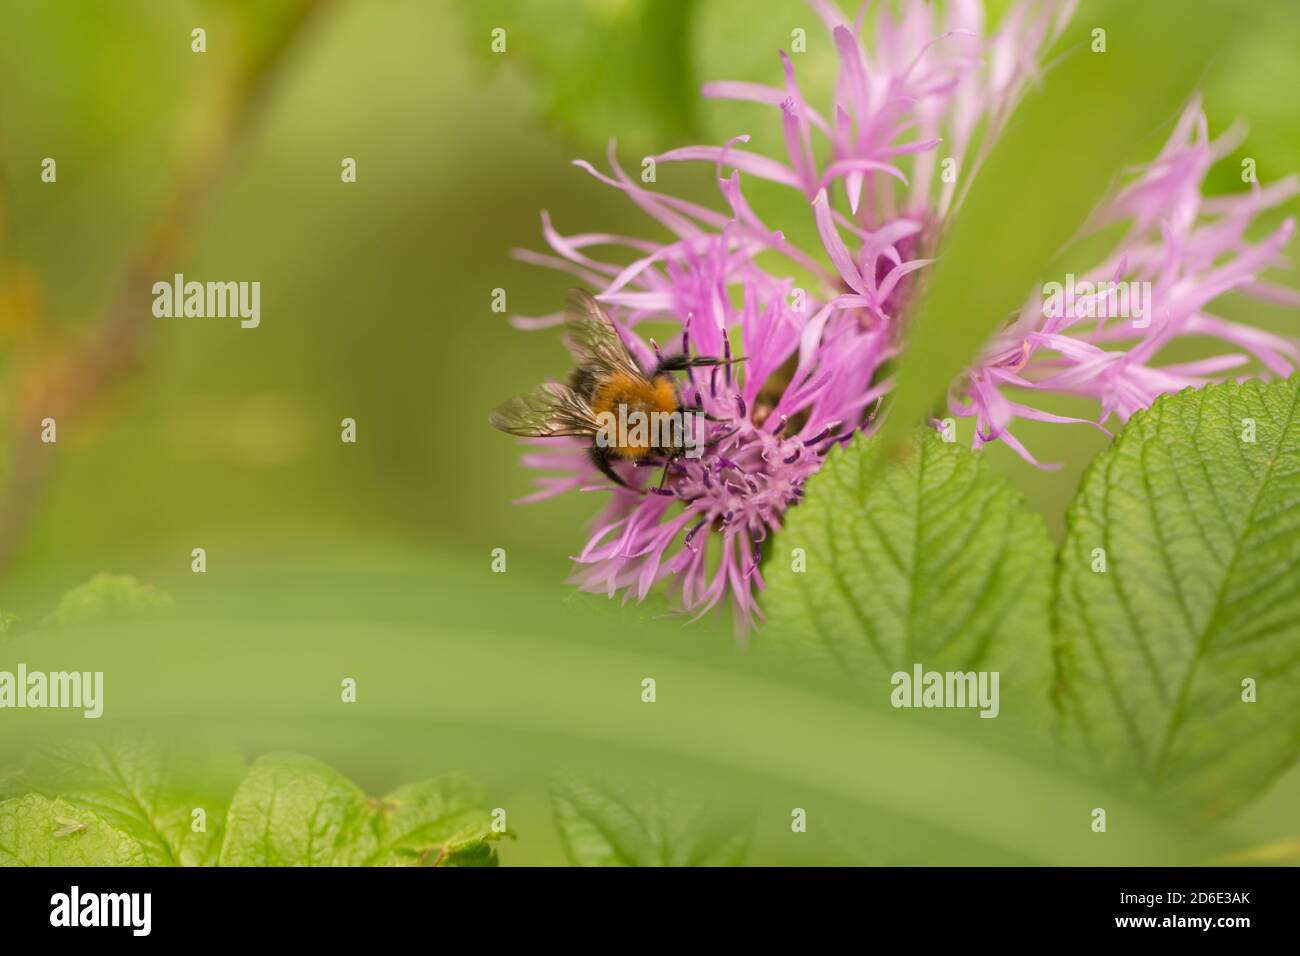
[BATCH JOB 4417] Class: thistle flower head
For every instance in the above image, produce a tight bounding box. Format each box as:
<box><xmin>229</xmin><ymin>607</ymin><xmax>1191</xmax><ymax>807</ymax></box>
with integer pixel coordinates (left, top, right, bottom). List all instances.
<box><xmin>504</xmin><ymin>0</ymin><xmax>1297</xmax><ymax>626</ymax></box>
<box><xmin>511</xmin><ymin>174</ymin><xmax>884</xmax><ymax>629</ymax></box>
<box><xmin>963</xmin><ymin>97</ymin><xmax>1299</xmax><ymax>461</ymax></box>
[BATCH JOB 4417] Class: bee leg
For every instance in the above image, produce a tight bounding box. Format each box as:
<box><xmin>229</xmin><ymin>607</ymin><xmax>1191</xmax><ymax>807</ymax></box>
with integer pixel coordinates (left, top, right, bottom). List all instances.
<box><xmin>650</xmin><ymin>458</ymin><xmax>676</xmax><ymax>497</ymax></box>
<box><xmin>705</xmin><ymin>427</ymin><xmax>740</xmax><ymax>448</ymax></box>
<box><xmin>684</xmin><ymin>398</ymin><xmax>727</xmax><ymax>423</ymax></box>
<box><xmin>588</xmin><ymin>445</ymin><xmax>631</xmax><ymax>489</ymax></box>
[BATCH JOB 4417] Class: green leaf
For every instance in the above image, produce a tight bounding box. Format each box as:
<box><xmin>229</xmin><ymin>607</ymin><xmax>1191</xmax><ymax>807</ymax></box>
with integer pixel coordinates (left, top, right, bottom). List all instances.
<box><xmin>455</xmin><ymin>0</ymin><xmax>698</xmax><ymax>156</ymax></box>
<box><xmin>219</xmin><ymin>753</ymin><xmax>375</xmax><ymax>866</ymax></box>
<box><xmin>763</xmin><ymin>429</ymin><xmax>1054</xmax><ymax>698</ymax></box>
<box><xmin>366</xmin><ymin>773</ymin><xmax>501</xmax><ymax>867</ymax></box>
<box><xmin>219</xmin><ymin>753</ymin><xmax>498</xmax><ymax>866</ymax></box>
<box><xmin>0</xmin><ymin>794</ymin><xmax>147</xmax><ymax>866</ymax></box>
<box><xmin>41</xmin><ymin>573</ymin><xmax>172</xmax><ymax>628</ymax></box>
<box><xmin>552</xmin><ymin>777</ymin><xmax>750</xmax><ymax>866</ymax></box>
<box><xmin>878</xmin><ymin>0</ymin><xmax>1240</xmax><ymax>452</ymax></box>
<box><xmin>1055</xmin><ymin>378</ymin><xmax>1300</xmax><ymax>820</ymax></box>
<box><xmin>0</xmin><ymin>767</ymin><xmax>28</xmax><ymax>802</ymax></box>
<box><xmin>16</xmin><ymin>582</ymin><xmax>1219</xmax><ymax>864</ymax></box>
<box><xmin>15</xmin><ymin>734</ymin><xmax>244</xmax><ymax>866</ymax></box>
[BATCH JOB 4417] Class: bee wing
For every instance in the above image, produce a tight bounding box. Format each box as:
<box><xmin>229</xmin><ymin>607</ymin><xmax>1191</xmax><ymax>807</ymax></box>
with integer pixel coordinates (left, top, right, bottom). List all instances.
<box><xmin>489</xmin><ymin>381</ymin><xmax>599</xmax><ymax>438</ymax></box>
<box><xmin>563</xmin><ymin>289</ymin><xmax>644</xmax><ymax>378</ymax></box>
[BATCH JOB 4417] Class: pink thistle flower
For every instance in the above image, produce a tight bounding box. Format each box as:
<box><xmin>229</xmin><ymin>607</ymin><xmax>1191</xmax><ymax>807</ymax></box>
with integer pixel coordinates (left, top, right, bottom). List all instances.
<box><xmin>964</xmin><ymin>98</ymin><xmax>1299</xmax><ymax>461</ymax></box>
<box><xmin>675</xmin><ymin>0</ymin><xmax>1296</xmax><ymax>466</ymax></box>
<box><xmin>502</xmin><ymin>0</ymin><xmax>1297</xmax><ymax>626</ymax></box>
<box><xmin>507</xmin><ymin>146</ymin><xmax>888</xmax><ymax>630</ymax></box>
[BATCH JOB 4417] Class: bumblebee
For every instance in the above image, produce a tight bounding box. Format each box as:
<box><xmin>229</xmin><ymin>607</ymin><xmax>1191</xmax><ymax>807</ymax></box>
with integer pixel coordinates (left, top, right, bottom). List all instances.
<box><xmin>489</xmin><ymin>289</ymin><xmax>734</xmax><ymax>492</ymax></box>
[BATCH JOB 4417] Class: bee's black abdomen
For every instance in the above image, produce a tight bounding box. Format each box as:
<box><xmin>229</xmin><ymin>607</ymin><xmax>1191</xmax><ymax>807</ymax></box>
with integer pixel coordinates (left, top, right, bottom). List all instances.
<box><xmin>570</xmin><ymin>366</ymin><xmax>598</xmax><ymax>402</ymax></box>
<box><xmin>588</xmin><ymin>445</ymin><xmax>631</xmax><ymax>488</ymax></box>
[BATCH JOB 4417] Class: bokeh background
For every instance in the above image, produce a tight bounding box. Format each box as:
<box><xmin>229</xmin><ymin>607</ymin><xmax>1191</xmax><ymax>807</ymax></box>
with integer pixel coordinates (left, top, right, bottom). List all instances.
<box><xmin>0</xmin><ymin>0</ymin><xmax>1296</xmax><ymax>864</ymax></box>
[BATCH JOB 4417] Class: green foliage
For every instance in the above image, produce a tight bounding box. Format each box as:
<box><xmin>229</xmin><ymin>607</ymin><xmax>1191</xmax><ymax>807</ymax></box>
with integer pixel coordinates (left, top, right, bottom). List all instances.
<box><xmin>0</xmin><ymin>572</ymin><xmax>1225</xmax><ymax>865</ymax></box>
<box><xmin>13</xmin><ymin>735</ymin><xmax>243</xmax><ymax>865</ymax></box>
<box><xmin>1204</xmin><ymin>0</ymin><xmax>1300</xmax><ymax>195</ymax></box>
<box><xmin>764</xmin><ymin>429</ymin><xmax>1054</xmax><ymax>699</ymax></box>
<box><xmin>552</xmin><ymin>777</ymin><xmax>750</xmax><ymax>866</ymax></box>
<box><xmin>220</xmin><ymin>753</ymin><xmax>499</xmax><ymax>866</ymax></box>
<box><xmin>765</xmin><ymin>380</ymin><xmax>1300</xmax><ymax>822</ymax></box>
<box><xmin>1055</xmin><ymin>378</ymin><xmax>1300</xmax><ymax>820</ymax></box>
<box><xmin>370</xmin><ymin>776</ymin><xmax>505</xmax><ymax>866</ymax></box>
<box><xmin>455</xmin><ymin>0</ymin><xmax>699</xmax><ymax>156</ymax></box>
<box><xmin>0</xmin><ymin>794</ymin><xmax>148</xmax><ymax>866</ymax></box>
<box><xmin>0</xmin><ymin>744</ymin><xmax>500</xmax><ymax>867</ymax></box>
<box><xmin>877</xmin><ymin>0</ymin><xmax>1240</xmax><ymax>453</ymax></box>
<box><xmin>0</xmin><ymin>575</ymin><xmax>502</xmax><ymax>868</ymax></box>
<box><xmin>40</xmin><ymin>573</ymin><xmax>172</xmax><ymax>628</ymax></box>
<box><xmin>218</xmin><ymin>753</ymin><xmax>375</xmax><ymax>866</ymax></box>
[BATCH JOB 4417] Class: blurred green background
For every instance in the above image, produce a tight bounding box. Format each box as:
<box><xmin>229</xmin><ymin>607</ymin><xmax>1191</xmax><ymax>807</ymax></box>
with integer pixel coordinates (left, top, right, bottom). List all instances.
<box><xmin>0</xmin><ymin>0</ymin><xmax>1296</xmax><ymax>864</ymax></box>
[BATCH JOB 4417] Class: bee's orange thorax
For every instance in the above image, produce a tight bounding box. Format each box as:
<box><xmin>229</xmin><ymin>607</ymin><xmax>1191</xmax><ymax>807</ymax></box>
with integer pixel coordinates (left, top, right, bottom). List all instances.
<box><xmin>591</xmin><ymin>373</ymin><xmax>679</xmax><ymax>459</ymax></box>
